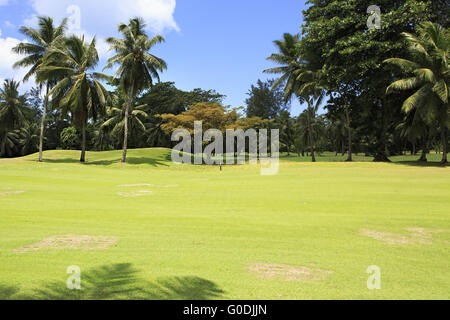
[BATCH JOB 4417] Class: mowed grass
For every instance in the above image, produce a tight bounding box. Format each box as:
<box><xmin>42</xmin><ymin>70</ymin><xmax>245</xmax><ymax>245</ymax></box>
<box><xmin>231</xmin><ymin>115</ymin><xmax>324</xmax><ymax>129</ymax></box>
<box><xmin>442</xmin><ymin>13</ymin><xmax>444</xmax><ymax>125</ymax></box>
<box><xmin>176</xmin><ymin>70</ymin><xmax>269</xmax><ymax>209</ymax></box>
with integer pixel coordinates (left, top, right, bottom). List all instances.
<box><xmin>0</xmin><ymin>148</ymin><xmax>449</xmax><ymax>300</ymax></box>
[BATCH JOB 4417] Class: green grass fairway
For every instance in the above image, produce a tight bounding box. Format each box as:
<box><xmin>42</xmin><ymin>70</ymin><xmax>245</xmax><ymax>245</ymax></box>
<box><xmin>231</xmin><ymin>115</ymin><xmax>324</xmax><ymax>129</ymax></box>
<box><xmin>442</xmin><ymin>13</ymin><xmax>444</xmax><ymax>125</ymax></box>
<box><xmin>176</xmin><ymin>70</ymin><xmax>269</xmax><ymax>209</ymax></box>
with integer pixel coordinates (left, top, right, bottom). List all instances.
<box><xmin>0</xmin><ymin>149</ymin><xmax>449</xmax><ymax>300</ymax></box>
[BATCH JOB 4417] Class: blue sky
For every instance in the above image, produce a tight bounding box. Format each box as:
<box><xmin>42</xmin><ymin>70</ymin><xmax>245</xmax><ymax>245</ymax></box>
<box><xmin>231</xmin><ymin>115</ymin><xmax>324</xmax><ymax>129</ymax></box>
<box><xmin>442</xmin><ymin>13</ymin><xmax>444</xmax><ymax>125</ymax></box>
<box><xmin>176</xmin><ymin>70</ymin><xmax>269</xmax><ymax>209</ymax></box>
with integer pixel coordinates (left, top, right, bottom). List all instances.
<box><xmin>0</xmin><ymin>0</ymin><xmax>309</xmax><ymax>116</ymax></box>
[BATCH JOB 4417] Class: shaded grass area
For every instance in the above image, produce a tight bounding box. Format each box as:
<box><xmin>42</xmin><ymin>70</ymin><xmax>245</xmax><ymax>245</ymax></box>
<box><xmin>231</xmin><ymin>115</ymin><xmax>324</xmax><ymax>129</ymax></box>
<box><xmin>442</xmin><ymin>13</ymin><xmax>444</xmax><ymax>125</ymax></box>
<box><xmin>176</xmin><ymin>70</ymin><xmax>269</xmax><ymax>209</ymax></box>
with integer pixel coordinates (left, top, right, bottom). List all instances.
<box><xmin>0</xmin><ymin>148</ymin><xmax>449</xmax><ymax>300</ymax></box>
<box><xmin>0</xmin><ymin>264</ymin><xmax>224</xmax><ymax>300</ymax></box>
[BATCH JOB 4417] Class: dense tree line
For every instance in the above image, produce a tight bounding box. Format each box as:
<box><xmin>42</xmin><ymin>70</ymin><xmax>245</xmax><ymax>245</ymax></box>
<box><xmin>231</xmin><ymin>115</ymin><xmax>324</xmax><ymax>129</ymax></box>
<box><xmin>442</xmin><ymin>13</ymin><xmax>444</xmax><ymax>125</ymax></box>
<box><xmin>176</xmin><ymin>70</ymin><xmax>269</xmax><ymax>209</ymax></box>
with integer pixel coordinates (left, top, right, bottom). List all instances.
<box><xmin>263</xmin><ymin>0</ymin><xmax>449</xmax><ymax>163</ymax></box>
<box><xmin>1</xmin><ymin>1</ymin><xmax>448</xmax><ymax>164</ymax></box>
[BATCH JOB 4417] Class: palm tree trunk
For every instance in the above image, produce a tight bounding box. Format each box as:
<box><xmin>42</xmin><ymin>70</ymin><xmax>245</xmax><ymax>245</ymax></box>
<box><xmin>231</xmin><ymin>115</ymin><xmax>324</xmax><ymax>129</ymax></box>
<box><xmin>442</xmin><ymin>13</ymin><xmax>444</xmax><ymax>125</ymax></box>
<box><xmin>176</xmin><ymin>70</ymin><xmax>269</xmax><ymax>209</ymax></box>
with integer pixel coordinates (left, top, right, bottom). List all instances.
<box><xmin>418</xmin><ymin>130</ymin><xmax>429</xmax><ymax>162</ymax></box>
<box><xmin>306</xmin><ymin>103</ymin><xmax>316</xmax><ymax>162</ymax></box>
<box><xmin>345</xmin><ymin>105</ymin><xmax>353</xmax><ymax>162</ymax></box>
<box><xmin>419</xmin><ymin>143</ymin><xmax>428</xmax><ymax>162</ymax></box>
<box><xmin>80</xmin><ymin>121</ymin><xmax>86</xmax><ymax>163</ymax></box>
<box><xmin>99</xmin><ymin>130</ymin><xmax>104</xmax><ymax>152</ymax></box>
<box><xmin>440</xmin><ymin>127</ymin><xmax>448</xmax><ymax>164</ymax></box>
<box><xmin>38</xmin><ymin>83</ymin><xmax>50</xmax><ymax>162</ymax></box>
<box><xmin>122</xmin><ymin>81</ymin><xmax>135</xmax><ymax>164</ymax></box>
<box><xmin>1</xmin><ymin>131</ymin><xmax>7</xmax><ymax>157</ymax></box>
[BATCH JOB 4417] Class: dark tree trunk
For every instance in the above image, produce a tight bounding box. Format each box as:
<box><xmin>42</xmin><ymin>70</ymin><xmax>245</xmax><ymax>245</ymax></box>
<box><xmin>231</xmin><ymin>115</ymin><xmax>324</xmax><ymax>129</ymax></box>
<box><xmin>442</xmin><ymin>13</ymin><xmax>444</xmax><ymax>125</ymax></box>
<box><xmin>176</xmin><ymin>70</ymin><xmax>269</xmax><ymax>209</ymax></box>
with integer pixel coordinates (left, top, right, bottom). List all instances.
<box><xmin>80</xmin><ymin>121</ymin><xmax>86</xmax><ymax>163</ymax></box>
<box><xmin>38</xmin><ymin>83</ymin><xmax>50</xmax><ymax>162</ymax></box>
<box><xmin>345</xmin><ymin>105</ymin><xmax>353</xmax><ymax>161</ymax></box>
<box><xmin>122</xmin><ymin>81</ymin><xmax>134</xmax><ymax>164</ymax></box>
<box><xmin>419</xmin><ymin>149</ymin><xmax>428</xmax><ymax>162</ymax></box>
<box><xmin>1</xmin><ymin>131</ymin><xmax>7</xmax><ymax>157</ymax></box>
<box><xmin>373</xmin><ymin>99</ymin><xmax>390</xmax><ymax>162</ymax></box>
<box><xmin>306</xmin><ymin>103</ymin><xmax>316</xmax><ymax>162</ymax></box>
<box><xmin>440</xmin><ymin>127</ymin><xmax>448</xmax><ymax>164</ymax></box>
<box><xmin>419</xmin><ymin>142</ymin><xmax>428</xmax><ymax>162</ymax></box>
<box><xmin>418</xmin><ymin>131</ymin><xmax>429</xmax><ymax>162</ymax></box>
<box><xmin>99</xmin><ymin>129</ymin><xmax>104</xmax><ymax>152</ymax></box>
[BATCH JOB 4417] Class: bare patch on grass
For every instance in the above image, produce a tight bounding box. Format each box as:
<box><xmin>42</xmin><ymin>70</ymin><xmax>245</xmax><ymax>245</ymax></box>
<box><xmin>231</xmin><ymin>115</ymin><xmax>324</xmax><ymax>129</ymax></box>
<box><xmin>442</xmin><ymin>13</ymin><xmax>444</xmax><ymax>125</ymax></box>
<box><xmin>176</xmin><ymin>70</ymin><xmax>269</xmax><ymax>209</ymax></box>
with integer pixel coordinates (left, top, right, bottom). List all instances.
<box><xmin>14</xmin><ymin>235</ymin><xmax>119</xmax><ymax>254</ymax></box>
<box><xmin>359</xmin><ymin>228</ymin><xmax>446</xmax><ymax>245</ymax></box>
<box><xmin>117</xmin><ymin>190</ymin><xmax>153</xmax><ymax>197</ymax></box>
<box><xmin>247</xmin><ymin>263</ymin><xmax>333</xmax><ymax>281</ymax></box>
<box><xmin>0</xmin><ymin>191</ymin><xmax>25</xmax><ymax>197</ymax></box>
<box><xmin>118</xmin><ymin>184</ymin><xmax>153</xmax><ymax>188</ymax></box>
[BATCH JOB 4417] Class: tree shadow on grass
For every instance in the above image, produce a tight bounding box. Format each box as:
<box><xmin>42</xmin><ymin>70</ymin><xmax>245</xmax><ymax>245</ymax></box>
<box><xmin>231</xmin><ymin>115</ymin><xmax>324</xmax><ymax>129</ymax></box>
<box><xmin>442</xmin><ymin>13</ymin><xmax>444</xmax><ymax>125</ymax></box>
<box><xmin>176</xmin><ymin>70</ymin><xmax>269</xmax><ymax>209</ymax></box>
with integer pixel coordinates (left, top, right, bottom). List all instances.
<box><xmin>44</xmin><ymin>157</ymin><xmax>169</xmax><ymax>167</ymax></box>
<box><xmin>0</xmin><ymin>263</ymin><xmax>224</xmax><ymax>300</ymax></box>
<box><xmin>391</xmin><ymin>161</ymin><xmax>449</xmax><ymax>168</ymax></box>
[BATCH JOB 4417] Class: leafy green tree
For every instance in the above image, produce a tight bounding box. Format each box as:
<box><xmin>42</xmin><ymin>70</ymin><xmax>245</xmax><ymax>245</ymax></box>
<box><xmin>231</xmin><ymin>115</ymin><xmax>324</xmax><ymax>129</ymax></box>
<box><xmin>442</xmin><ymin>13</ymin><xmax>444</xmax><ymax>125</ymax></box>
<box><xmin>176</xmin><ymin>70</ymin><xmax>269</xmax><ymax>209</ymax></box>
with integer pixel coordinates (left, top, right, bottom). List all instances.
<box><xmin>105</xmin><ymin>17</ymin><xmax>167</xmax><ymax>163</ymax></box>
<box><xmin>0</xmin><ymin>80</ymin><xmax>25</xmax><ymax>157</ymax></box>
<box><xmin>245</xmin><ymin>79</ymin><xmax>290</xmax><ymax>119</ymax></box>
<box><xmin>139</xmin><ymin>82</ymin><xmax>225</xmax><ymax>148</ymax></box>
<box><xmin>42</xmin><ymin>35</ymin><xmax>109</xmax><ymax>162</ymax></box>
<box><xmin>12</xmin><ymin>16</ymin><xmax>67</xmax><ymax>162</ymax></box>
<box><xmin>301</xmin><ymin>0</ymin><xmax>433</xmax><ymax>161</ymax></box>
<box><xmin>385</xmin><ymin>22</ymin><xmax>449</xmax><ymax>163</ymax></box>
<box><xmin>60</xmin><ymin>126</ymin><xmax>80</xmax><ymax>150</ymax></box>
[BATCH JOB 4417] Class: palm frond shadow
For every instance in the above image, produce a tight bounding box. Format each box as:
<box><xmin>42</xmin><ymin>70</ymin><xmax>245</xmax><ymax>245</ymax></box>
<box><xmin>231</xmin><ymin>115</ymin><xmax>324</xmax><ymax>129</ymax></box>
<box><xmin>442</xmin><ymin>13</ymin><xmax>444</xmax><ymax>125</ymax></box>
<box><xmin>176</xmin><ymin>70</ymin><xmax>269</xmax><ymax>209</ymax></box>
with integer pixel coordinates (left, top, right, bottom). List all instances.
<box><xmin>43</xmin><ymin>157</ymin><xmax>169</xmax><ymax>167</ymax></box>
<box><xmin>1</xmin><ymin>263</ymin><xmax>224</xmax><ymax>300</ymax></box>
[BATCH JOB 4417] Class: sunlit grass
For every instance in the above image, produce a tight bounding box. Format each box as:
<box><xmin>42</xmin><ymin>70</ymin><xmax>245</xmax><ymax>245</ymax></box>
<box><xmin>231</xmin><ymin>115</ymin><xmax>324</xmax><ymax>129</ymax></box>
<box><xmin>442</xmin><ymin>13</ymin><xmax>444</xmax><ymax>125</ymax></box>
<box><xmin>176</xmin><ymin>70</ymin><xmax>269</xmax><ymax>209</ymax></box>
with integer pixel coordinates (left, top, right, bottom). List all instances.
<box><xmin>0</xmin><ymin>149</ymin><xmax>448</xmax><ymax>299</ymax></box>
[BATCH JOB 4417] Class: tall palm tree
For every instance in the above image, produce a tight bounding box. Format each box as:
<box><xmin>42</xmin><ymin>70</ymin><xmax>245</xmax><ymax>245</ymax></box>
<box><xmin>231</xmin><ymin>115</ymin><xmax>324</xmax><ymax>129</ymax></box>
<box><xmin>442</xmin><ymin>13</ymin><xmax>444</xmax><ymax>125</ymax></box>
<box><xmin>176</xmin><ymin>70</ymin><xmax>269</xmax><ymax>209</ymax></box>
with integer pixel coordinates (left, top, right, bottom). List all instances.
<box><xmin>264</xmin><ymin>33</ymin><xmax>324</xmax><ymax>162</ymax></box>
<box><xmin>296</xmin><ymin>69</ymin><xmax>326</xmax><ymax>163</ymax></box>
<box><xmin>12</xmin><ymin>16</ymin><xmax>67</xmax><ymax>162</ymax></box>
<box><xmin>385</xmin><ymin>22</ymin><xmax>449</xmax><ymax>163</ymax></box>
<box><xmin>105</xmin><ymin>17</ymin><xmax>167</xmax><ymax>163</ymax></box>
<box><xmin>41</xmin><ymin>35</ymin><xmax>109</xmax><ymax>162</ymax></box>
<box><xmin>0</xmin><ymin>80</ymin><xmax>25</xmax><ymax>157</ymax></box>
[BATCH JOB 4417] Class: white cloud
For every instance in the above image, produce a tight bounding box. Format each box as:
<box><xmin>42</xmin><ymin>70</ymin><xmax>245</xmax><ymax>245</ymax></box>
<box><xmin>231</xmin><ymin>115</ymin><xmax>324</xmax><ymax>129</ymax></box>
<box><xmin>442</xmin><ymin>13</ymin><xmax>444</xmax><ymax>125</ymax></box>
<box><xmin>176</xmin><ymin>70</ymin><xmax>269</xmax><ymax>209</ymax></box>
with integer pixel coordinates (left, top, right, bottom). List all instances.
<box><xmin>0</xmin><ymin>31</ymin><xmax>34</xmax><ymax>91</ymax></box>
<box><xmin>0</xmin><ymin>0</ymin><xmax>9</xmax><ymax>7</ymax></box>
<box><xmin>4</xmin><ymin>21</ymin><xmax>16</xmax><ymax>28</ymax></box>
<box><xmin>27</xmin><ymin>0</ymin><xmax>179</xmax><ymax>35</ymax></box>
<box><xmin>23</xmin><ymin>0</ymin><xmax>179</xmax><ymax>61</ymax></box>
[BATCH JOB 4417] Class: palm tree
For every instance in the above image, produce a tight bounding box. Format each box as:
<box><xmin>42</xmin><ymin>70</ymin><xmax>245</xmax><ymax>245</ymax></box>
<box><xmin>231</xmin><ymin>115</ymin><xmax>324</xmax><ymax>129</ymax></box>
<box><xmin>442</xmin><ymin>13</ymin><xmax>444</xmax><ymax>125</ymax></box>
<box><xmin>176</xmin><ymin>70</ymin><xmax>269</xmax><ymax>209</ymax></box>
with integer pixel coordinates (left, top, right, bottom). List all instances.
<box><xmin>295</xmin><ymin>112</ymin><xmax>309</xmax><ymax>157</ymax></box>
<box><xmin>328</xmin><ymin>113</ymin><xmax>347</xmax><ymax>156</ymax></box>
<box><xmin>264</xmin><ymin>33</ymin><xmax>325</xmax><ymax>162</ymax></box>
<box><xmin>41</xmin><ymin>35</ymin><xmax>109</xmax><ymax>162</ymax></box>
<box><xmin>277</xmin><ymin>110</ymin><xmax>295</xmax><ymax>156</ymax></box>
<box><xmin>385</xmin><ymin>22</ymin><xmax>449</xmax><ymax>163</ymax></box>
<box><xmin>17</xmin><ymin>123</ymin><xmax>40</xmax><ymax>156</ymax></box>
<box><xmin>297</xmin><ymin>73</ymin><xmax>325</xmax><ymax>163</ymax></box>
<box><xmin>105</xmin><ymin>17</ymin><xmax>167</xmax><ymax>163</ymax></box>
<box><xmin>0</xmin><ymin>80</ymin><xmax>25</xmax><ymax>157</ymax></box>
<box><xmin>102</xmin><ymin>92</ymin><xmax>149</xmax><ymax>148</ymax></box>
<box><xmin>12</xmin><ymin>16</ymin><xmax>67</xmax><ymax>162</ymax></box>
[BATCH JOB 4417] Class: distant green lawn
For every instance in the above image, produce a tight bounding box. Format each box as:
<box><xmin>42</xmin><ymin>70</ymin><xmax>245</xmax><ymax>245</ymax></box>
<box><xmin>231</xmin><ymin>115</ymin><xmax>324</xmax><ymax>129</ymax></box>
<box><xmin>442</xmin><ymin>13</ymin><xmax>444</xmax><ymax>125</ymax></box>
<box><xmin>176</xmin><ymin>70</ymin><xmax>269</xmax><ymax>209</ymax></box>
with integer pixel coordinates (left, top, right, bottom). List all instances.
<box><xmin>0</xmin><ymin>149</ymin><xmax>449</xmax><ymax>300</ymax></box>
